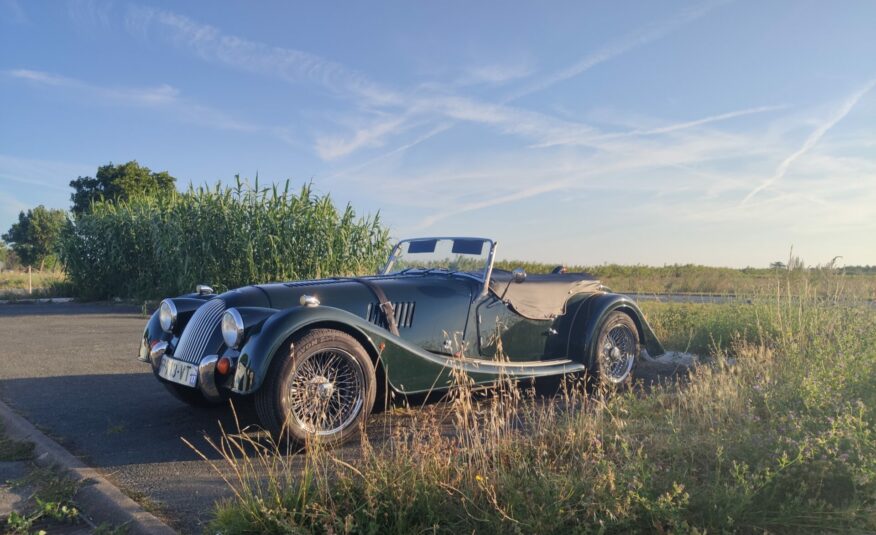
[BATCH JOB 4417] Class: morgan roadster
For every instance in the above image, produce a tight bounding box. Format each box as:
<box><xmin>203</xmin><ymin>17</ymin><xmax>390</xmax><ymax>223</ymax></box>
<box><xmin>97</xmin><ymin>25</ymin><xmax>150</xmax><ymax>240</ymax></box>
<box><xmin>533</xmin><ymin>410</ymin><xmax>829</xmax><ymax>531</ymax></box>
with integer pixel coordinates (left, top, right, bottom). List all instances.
<box><xmin>139</xmin><ymin>237</ymin><xmax>664</xmax><ymax>445</ymax></box>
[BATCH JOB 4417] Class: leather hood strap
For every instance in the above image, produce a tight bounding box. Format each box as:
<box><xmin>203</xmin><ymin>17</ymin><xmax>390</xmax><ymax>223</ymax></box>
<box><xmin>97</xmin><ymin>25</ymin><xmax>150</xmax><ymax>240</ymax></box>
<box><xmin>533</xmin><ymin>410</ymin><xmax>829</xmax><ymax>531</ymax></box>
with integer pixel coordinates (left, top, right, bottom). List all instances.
<box><xmin>353</xmin><ymin>278</ymin><xmax>400</xmax><ymax>336</ymax></box>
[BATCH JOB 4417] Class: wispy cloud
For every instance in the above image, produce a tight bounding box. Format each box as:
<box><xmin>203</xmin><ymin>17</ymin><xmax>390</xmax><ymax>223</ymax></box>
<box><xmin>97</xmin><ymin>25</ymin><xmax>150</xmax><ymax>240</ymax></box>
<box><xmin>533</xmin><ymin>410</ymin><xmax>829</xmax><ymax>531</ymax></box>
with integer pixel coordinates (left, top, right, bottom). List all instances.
<box><xmin>0</xmin><ymin>0</ymin><xmax>27</xmax><ymax>24</ymax></box>
<box><xmin>314</xmin><ymin>1</ymin><xmax>731</xmax><ymax>161</ymax></box>
<box><xmin>415</xmin><ymin>177</ymin><xmax>572</xmax><ymax>229</ymax></box>
<box><xmin>121</xmin><ymin>3</ymin><xmax>723</xmax><ymax>162</ymax></box>
<box><xmin>6</xmin><ymin>69</ymin><xmax>259</xmax><ymax>132</ymax></box>
<box><xmin>506</xmin><ymin>0</ymin><xmax>730</xmax><ymax>101</ymax></box>
<box><xmin>531</xmin><ymin>104</ymin><xmax>786</xmax><ymax>148</ymax></box>
<box><xmin>742</xmin><ymin>79</ymin><xmax>876</xmax><ymax>205</ymax></box>
<box><xmin>457</xmin><ymin>61</ymin><xmax>535</xmax><ymax>87</ymax></box>
<box><xmin>0</xmin><ymin>153</ymin><xmax>93</xmax><ymax>190</ymax></box>
<box><xmin>350</xmin><ymin>120</ymin><xmax>780</xmax><ymax>229</ymax></box>
<box><xmin>125</xmin><ymin>5</ymin><xmax>401</xmax><ymax>107</ymax></box>
<box><xmin>0</xmin><ymin>154</ymin><xmax>92</xmax><ymax>228</ymax></box>
<box><xmin>0</xmin><ymin>193</ymin><xmax>29</xmax><ymax>228</ymax></box>
<box><xmin>315</xmin><ymin>115</ymin><xmax>412</xmax><ymax>160</ymax></box>
<box><xmin>67</xmin><ymin>0</ymin><xmax>113</xmax><ymax>30</ymax></box>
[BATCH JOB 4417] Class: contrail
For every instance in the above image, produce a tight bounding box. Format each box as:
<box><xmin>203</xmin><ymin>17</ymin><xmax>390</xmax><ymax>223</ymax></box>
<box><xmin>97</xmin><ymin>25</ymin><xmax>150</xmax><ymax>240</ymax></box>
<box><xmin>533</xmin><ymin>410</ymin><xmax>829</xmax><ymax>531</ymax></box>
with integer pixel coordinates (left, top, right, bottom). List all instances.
<box><xmin>532</xmin><ymin>104</ymin><xmax>785</xmax><ymax>148</ymax></box>
<box><xmin>506</xmin><ymin>0</ymin><xmax>731</xmax><ymax>102</ymax></box>
<box><xmin>742</xmin><ymin>79</ymin><xmax>876</xmax><ymax>205</ymax></box>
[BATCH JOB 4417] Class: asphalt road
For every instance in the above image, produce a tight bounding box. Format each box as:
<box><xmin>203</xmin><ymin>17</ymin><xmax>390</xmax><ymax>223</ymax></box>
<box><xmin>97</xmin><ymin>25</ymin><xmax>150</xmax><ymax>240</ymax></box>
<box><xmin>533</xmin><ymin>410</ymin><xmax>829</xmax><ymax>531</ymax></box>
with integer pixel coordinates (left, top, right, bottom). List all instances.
<box><xmin>0</xmin><ymin>302</ymin><xmax>688</xmax><ymax>533</ymax></box>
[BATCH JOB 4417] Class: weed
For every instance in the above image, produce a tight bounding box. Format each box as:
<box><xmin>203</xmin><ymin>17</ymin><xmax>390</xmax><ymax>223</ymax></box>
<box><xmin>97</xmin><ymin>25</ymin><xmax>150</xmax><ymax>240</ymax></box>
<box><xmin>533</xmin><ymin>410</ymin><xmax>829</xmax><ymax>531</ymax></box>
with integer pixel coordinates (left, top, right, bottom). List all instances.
<box><xmin>202</xmin><ymin>269</ymin><xmax>876</xmax><ymax>533</ymax></box>
<box><xmin>0</xmin><ymin>423</ymin><xmax>34</xmax><ymax>462</ymax></box>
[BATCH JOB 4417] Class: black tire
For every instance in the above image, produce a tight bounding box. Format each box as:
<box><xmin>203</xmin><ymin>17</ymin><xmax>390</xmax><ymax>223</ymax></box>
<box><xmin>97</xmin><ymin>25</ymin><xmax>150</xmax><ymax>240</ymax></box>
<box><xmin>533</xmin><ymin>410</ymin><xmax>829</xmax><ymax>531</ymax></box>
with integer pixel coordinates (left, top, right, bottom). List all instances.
<box><xmin>255</xmin><ymin>328</ymin><xmax>376</xmax><ymax>447</ymax></box>
<box><xmin>162</xmin><ymin>381</ymin><xmax>224</xmax><ymax>408</ymax></box>
<box><xmin>592</xmin><ymin>311</ymin><xmax>640</xmax><ymax>387</ymax></box>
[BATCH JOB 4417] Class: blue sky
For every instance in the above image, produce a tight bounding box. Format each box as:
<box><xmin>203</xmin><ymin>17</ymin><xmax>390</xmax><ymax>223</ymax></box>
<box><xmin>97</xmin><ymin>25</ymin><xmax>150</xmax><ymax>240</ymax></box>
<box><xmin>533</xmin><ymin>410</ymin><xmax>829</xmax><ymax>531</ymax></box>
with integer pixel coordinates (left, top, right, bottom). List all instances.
<box><xmin>2</xmin><ymin>1</ymin><xmax>875</xmax><ymax>267</ymax></box>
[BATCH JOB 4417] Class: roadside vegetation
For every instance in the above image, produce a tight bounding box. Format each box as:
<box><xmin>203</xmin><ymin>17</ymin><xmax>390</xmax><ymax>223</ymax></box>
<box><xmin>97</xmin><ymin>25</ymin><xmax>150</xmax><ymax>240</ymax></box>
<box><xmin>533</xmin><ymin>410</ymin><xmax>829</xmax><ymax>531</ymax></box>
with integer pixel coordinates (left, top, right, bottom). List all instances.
<box><xmin>4</xmin><ymin>466</ymin><xmax>82</xmax><ymax>535</ymax></box>
<box><xmin>202</xmin><ymin>271</ymin><xmax>876</xmax><ymax>534</ymax></box>
<box><xmin>2</xmin><ymin>159</ymin><xmax>874</xmax><ymax>301</ymax></box>
<box><xmin>60</xmin><ymin>180</ymin><xmax>390</xmax><ymax>300</ymax></box>
<box><xmin>0</xmin><ymin>271</ymin><xmax>69</xmax><ymax>301</ymax></box>
<box><xmin>1</xmin><ymin>423</ymin><xmax>81</xmax><ymax>534</ymax></box>
<box><xmin>494</xmin><ymin>258</ymin><xmax>876</xmax><ymax>300</ymax></box>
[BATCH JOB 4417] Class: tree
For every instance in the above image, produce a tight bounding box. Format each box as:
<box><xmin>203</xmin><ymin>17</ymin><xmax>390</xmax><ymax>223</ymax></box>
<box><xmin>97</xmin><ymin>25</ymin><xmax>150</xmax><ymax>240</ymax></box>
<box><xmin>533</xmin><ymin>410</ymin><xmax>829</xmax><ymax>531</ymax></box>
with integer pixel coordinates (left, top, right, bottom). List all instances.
<box><xmin>2</xmin><ymin>206</ymin><xmax>67</xmax><ymax>270</ymax></box>
<box><xmin>70</xmin><ymin>161</ymin><xmax>176</xmax><ymax>214</ymax></box>
<box><xmin>0</xmin><ymin>241</ymin><xmax>16</xmax><ymax>270</ymax></box>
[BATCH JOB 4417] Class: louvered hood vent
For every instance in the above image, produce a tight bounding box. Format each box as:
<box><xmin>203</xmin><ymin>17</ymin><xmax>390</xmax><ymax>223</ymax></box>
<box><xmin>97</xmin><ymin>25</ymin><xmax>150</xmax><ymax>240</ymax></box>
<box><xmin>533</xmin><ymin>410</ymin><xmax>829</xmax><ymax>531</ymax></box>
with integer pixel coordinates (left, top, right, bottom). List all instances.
<box><xmin>366</xmin><ymin>301</ymin><xmax>416</xmax><ymax>329</ymax></box>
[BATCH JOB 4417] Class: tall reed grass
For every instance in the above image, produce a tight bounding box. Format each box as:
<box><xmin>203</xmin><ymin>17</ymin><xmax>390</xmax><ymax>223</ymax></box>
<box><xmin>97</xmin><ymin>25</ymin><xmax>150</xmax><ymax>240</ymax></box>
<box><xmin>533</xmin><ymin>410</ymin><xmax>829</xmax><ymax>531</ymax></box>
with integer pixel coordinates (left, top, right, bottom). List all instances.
<box><xmin>60</xmin><ymin>180</ymin><xmax>390</xmax><ymax>300</ymax></box>
<box><xmin>197</xmin><ymin>270</ymin><xmax>876</xmax><ymax>534</ymax></box>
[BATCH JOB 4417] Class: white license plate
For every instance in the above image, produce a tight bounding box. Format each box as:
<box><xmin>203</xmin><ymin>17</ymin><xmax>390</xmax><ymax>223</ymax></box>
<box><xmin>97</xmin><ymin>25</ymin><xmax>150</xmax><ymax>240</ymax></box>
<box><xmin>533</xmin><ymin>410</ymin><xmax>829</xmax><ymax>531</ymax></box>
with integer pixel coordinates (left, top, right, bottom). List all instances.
<box><xmin>158</xmin><ymin>357</ymin><xmax>198</xmax><ymax>388</ymax></box>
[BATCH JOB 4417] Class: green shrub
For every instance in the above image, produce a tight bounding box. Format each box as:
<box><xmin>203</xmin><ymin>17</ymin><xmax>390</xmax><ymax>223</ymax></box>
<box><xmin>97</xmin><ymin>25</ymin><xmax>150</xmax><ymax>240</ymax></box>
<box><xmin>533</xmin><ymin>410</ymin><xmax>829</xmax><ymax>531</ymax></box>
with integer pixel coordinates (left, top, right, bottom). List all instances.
<box><xmin>60</xmin><ymin>180</ymin><xmax>390</xmax><ymax>300</ymax></box>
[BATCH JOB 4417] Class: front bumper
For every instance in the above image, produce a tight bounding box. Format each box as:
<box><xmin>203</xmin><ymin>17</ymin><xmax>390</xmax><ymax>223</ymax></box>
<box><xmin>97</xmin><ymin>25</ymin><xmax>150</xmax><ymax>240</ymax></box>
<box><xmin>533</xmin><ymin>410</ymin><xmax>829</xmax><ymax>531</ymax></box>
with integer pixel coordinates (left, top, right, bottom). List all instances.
<box><xmin>140</xmin><ymin>336</ymin><xmax>224</xmax><ymax>403</ymax></box>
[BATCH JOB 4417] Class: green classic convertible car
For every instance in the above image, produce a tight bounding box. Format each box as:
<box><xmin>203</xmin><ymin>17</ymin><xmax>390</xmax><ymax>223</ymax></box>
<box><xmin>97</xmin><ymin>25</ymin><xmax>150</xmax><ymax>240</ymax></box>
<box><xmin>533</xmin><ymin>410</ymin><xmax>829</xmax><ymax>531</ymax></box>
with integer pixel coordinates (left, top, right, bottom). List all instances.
<box><xmin>139</xmin><ymin>237</ymin><xmax>664</xmax><ymax>445</ymax></box>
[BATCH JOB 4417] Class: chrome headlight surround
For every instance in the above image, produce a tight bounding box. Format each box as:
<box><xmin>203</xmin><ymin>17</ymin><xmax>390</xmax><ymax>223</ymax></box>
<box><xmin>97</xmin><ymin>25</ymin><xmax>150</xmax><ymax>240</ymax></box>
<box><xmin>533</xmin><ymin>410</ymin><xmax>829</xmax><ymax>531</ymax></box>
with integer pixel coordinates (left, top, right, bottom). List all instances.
<box><xmin>158</xmin><ymin>299</ymin><xmax>177</xmax><ymax>333</ymax></box>
<box><xmin>221</xmin><ymin>308</ymin><xmax>245</xmax><ymax>349</ymax></box>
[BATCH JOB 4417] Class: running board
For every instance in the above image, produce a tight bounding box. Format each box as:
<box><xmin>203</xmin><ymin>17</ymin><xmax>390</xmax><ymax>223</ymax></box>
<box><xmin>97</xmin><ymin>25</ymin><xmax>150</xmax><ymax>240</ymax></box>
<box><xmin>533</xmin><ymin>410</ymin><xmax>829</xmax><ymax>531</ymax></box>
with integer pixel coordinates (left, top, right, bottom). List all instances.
<box><xmin>424</xmin><ymin>353</ymin><xmax>586</xmax><ymax>378</ymax></box>
<box><xmin>463</xmin><ymin>357</ymin><xmax>574</xmax><ymax>368</ymax></box>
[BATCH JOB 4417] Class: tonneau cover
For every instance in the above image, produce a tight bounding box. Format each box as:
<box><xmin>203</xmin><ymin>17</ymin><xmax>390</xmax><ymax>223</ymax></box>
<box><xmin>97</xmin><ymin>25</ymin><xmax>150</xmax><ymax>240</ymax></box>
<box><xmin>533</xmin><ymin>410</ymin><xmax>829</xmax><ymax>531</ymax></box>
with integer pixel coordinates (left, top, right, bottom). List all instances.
<box><xmin>489</xmin><ymin>270</ymin><xmax>603</xmax><ymax>320</ymax></box>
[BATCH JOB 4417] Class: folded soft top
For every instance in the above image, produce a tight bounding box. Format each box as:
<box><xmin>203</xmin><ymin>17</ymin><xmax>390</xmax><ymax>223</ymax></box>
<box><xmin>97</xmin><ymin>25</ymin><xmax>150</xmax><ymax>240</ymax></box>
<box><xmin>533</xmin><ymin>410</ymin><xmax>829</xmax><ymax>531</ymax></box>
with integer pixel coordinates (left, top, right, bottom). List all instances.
<box><xmin>488</xmin><ymin>270</ymin><xmax>603</xmax><ymax>320</ymax></box>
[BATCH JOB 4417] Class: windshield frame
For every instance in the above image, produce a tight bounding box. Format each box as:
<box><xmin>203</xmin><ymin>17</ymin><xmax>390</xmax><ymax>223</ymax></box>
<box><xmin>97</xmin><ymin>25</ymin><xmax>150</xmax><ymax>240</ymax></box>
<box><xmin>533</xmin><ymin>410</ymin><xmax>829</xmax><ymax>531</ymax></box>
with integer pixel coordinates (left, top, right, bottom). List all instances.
<box><xmin>380</xmin><ymin>237</ymin><xmax>498</xmax><ymax>296</ymax></box>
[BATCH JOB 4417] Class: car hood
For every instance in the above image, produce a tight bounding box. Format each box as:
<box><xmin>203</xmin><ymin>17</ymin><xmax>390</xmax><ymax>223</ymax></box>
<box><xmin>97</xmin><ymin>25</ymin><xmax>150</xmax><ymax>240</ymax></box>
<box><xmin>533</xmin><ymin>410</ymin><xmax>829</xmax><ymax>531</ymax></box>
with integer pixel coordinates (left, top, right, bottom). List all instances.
<box><xmin>217</xmin><ymin>274</ymin><xmax>481</xmax><ymax>319</ymax></box>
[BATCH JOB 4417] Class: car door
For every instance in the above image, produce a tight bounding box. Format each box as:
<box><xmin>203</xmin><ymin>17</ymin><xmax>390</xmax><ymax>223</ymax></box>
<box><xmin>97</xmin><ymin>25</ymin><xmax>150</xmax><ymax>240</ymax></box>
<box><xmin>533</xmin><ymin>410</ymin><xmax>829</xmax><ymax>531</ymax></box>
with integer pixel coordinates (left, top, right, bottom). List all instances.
<box><xmin>377</xmin><ymin>276</ymin><xmax>477</xmax><ymax>354</ymax></box>
<box><xmin>475</xmin><ymin>295</ymin><xmax>564</xmax><ymax>362</ymax></box>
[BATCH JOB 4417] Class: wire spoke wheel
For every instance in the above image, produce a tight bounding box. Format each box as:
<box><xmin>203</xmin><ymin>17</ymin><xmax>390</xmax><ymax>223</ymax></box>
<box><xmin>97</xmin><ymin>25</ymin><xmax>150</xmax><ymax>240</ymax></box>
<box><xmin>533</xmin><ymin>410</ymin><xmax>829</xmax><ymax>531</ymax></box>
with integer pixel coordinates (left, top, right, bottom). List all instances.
<box><xmin>597</xmin><ymin>313</ymin><xmax>639</xmax><ymax>385</ymax></box>
<box><xmin>287</xmin><ymin>347</ymin><xmax>366</xmax><ymax>436</ymax></box>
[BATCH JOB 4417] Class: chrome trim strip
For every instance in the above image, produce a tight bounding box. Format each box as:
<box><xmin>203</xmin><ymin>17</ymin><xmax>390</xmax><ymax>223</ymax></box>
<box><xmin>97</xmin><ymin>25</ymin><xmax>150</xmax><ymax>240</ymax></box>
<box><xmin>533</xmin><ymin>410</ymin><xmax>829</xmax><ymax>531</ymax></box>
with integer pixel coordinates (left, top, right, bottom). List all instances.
<box><xmin>463</xmin><ymin>357</ymin><xmax>574</xmax><ymax>368</ymax></box>
<box><xmin>149</xmin><ymin>341</ymin><xmax>168</xmax><ymax>368</ymax></box>
<box><xmin>481</xmin><ymin>240</ymin><xmax>498</xmax><ymax>297</ymax></box>
<box><xmin>137</xmin><ymin>335</ymin><xmax>150</xmax><ymax>363</ymax></box>
<box><xmin>198</xmin><ymin>354</ymin><xmax>222</xmax><ymax>402</ymax></box>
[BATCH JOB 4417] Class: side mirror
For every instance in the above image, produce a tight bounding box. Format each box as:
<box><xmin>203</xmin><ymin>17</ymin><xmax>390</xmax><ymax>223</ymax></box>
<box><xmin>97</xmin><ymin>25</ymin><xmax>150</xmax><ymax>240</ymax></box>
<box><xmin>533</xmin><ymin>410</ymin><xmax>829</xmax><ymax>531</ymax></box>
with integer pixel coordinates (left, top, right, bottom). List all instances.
<box><xmin>512</xmin><ymin>267</ymin><xmax>527</xmax><ymax>283</ymax></box>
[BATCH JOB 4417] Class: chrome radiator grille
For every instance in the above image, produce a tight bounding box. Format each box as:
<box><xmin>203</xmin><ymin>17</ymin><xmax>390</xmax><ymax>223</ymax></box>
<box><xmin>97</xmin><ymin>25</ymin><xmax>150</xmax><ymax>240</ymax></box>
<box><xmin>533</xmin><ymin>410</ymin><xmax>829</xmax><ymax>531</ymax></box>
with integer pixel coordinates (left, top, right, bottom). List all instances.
<box><xmin>173</xmin><ymin>298</ymin><xmax>225</xmax><ymax>364</ymax></box>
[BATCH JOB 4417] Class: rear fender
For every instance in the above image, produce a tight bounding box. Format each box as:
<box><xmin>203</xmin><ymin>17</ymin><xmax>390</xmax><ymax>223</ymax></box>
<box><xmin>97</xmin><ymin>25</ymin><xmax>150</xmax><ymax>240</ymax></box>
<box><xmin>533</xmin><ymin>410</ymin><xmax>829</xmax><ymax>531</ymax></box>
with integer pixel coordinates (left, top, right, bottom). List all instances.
<box><xmin>567</xmin><ymin>293</ymin><xmax>665</xmax><ymax>367</ymax></box>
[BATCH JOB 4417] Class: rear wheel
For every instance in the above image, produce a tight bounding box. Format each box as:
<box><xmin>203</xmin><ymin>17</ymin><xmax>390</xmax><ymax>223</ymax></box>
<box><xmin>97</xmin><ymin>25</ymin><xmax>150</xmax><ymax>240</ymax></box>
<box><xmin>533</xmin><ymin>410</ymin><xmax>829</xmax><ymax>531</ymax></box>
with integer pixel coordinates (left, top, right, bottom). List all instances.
<box><xmin>593</xmin><ymin>311</ymin><xmax>640</xmax><ymax>387</ymax></box>
<box><xmin>255</xmin><ymin>329</ymin><xmax>376</xmax><ymax>446</ymax></box>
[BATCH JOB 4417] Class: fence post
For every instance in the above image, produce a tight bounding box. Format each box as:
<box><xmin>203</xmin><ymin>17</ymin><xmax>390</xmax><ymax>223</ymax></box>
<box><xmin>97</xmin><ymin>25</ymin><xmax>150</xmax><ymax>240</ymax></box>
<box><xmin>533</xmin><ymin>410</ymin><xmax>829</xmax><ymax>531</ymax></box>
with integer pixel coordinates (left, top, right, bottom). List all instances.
<box><xmin>28</xmin><ymin>266</ymin><xmax>32</xmax><ymax>295</ymax></box>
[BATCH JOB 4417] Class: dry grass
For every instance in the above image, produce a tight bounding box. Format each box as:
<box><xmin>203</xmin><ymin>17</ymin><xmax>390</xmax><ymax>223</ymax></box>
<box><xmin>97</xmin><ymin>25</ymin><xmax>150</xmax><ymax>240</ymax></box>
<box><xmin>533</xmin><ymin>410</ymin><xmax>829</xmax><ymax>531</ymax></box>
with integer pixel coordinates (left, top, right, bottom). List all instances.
<box><xmin>0</xmin><ymin>270</ymin><xmax>69</xmax><ymax>299</ymax></box>
<box><xmin>494</xmin><ymin>259</ymin><xmax>876</xmax><ymax>300</ymax></box>
<box><xmin>197</xmin><ymin>269</ymin><xmax>876</xmax><ymax>534</ymax></box>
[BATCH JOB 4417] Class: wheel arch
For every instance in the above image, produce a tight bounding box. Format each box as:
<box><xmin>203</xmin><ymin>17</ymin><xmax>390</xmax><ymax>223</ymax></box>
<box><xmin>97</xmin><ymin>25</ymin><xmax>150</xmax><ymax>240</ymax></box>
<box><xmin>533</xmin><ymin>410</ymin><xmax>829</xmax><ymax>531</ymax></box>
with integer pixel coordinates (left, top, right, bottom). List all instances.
<box><xmin>566</xmin><ymin>293</ymin><xmax>665</xmax><ymax>367</ymax></box>
<box><xmin>232</xmin><ymin>306</ymin><xmax>388</xmax><ymax>396</ymax></box>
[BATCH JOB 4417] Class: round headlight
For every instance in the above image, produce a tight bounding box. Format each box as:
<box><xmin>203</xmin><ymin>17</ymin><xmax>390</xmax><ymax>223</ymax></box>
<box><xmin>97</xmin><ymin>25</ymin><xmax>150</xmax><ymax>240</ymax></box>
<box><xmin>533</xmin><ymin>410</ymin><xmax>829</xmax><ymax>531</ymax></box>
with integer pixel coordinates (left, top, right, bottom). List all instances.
<box><xmin>221</xmin><ymin>309</ymin><xmax>245</xmax><ymax>349</ymax></box>
<box><xmin>159</xmin><ymin>299</ymin><xmax>177</xmax><ymax>333</ymax></box>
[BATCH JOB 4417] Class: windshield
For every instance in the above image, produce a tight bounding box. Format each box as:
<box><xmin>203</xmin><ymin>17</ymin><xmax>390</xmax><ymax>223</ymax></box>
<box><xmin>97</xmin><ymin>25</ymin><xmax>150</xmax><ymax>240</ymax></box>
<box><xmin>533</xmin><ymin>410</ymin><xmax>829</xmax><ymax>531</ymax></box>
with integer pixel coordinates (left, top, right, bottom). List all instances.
<box><xmin>382</xmin><ymin>238</ymin><xmax>493</xmax><ymax>278</ymax></box>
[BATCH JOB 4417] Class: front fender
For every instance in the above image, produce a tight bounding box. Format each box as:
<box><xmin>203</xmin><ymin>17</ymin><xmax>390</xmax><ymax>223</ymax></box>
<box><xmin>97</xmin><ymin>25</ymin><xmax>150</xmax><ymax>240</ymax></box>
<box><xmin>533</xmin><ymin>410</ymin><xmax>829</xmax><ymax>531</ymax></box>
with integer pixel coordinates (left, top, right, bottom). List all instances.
<box><xmin>231</xmin><ymin>305</ymin><xmax>382</xmax><ymax>394</ymax></box>
<box><xmin>567</xmin><ymin>293</ymin><xmax>665</xmax><ymax>367</ymax></box>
